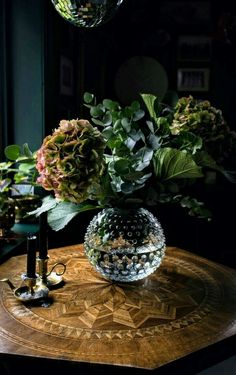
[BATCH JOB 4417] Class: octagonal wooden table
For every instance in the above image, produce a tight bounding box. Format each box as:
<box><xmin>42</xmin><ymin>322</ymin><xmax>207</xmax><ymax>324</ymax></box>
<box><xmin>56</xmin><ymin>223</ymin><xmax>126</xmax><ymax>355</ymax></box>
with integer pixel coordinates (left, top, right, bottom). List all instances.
<box><xmin>0</xmin><ymin>245</ymin><xmax>236</xmax><ymax>374</ymax></box>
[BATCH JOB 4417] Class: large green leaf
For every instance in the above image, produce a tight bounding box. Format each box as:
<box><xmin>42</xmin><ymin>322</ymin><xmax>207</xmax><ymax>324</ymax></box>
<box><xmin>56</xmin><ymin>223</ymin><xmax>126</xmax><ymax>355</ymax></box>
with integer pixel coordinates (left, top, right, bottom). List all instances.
<box><xmin>48</xmin><ymin>201</ymin><xmax>99</xmax><ymax>231</ymax></box>
<box><xmin>27</xmin><ymin>195</ymin><xmax>57</xmax><ymax>216</ymax></box>
<box><xmin>47</xmin><ymin>202</ymin><xmax>81</xmax><ymax>231</ymax></box>
<box><xmin>153</xmin><ymin>148</ymin><xmax>203</xmax><ymax>180</ymax></box>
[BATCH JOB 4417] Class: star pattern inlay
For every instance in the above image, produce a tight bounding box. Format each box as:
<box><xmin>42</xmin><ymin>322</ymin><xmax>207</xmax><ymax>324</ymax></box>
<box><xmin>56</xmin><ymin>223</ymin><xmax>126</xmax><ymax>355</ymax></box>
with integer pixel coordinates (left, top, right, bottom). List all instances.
<box><xmin>39</xmin><ymin>258</ymin><xmax>203</xmax><ymax>329</ymax></box>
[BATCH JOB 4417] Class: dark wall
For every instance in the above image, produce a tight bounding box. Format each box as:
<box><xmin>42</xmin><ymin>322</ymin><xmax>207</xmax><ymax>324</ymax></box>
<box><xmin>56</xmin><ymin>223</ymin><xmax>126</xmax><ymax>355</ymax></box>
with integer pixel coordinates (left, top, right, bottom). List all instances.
<box><xmin>44</xmin><ymin>1</ymin><xmax>236</xmax><ymax>267</ymax></box>
<box><xmin>45</xmin><ymin>1</ymin><xmax>236</xmax><ymax>132</ymax></box>
<box><xmin>8</xmin><ymin>0</ymin><xmax>45</xmax><ymax>150</ymax></box>
<box><xmin>3</xmin><ymin>0</ymin><xmax>235</xmax><ymax>145</ymax></box>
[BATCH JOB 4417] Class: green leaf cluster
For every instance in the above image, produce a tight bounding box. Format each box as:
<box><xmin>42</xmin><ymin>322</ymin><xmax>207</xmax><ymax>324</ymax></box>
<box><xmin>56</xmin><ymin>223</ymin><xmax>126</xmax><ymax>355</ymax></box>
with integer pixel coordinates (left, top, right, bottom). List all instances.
<box><xmin>84</xmin><ymin>92</ymin><xmax>163</xmax><ymax>200</ymax></box>
<box><xmin>13</xmin><ymin>92</ymin><xmax>236</xmax><ymax>231</ymax></box>
<box><xmin>82</xmin><ymin>93</ymin><xmax>212</xmax><ymax>216</ymax></box>
<box><xmin>0</xmin><ymin>144</ymin><xmax>38</xmax><ymax>196</ymax></box>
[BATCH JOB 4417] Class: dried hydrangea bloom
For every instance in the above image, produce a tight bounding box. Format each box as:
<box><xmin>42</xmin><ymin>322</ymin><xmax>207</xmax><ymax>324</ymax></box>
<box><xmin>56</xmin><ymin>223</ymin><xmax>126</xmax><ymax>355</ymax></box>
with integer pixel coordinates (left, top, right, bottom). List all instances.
<box><xmin>169</xmin><ymin>96</ymin><xmax>236</xmax><ymax>165</ymax></box>
<box><xmin>170</xmin><ymin>96</ymin><xmax>228</xmax><ymax>136</ymax></box>
<box><xmin>36</xmin><ymin>119</ymin><xmax>105</xmax><ymax>203</ymax></box>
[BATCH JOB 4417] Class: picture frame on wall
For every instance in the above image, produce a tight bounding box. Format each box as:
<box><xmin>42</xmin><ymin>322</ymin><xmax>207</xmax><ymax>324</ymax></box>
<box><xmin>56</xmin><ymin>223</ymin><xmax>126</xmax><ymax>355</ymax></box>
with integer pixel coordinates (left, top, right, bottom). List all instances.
<box><xmin>158</xmin><ymin>1</ymin><xmax>211</xmax><ymax>28</ymax></box>
<box><xmin>60</xmin><ymin>55</ymin><xmax>74</xmax><ymax>96</ymax></box>
<box><xmin>177</xmin><ymin>68</ymin><xmax>210</xmax><ymax>92</ymax></box>
<box><xmin>177</xmin><ymin>35</ymin><xmax>211</xmax><ymax>61</ymax></box>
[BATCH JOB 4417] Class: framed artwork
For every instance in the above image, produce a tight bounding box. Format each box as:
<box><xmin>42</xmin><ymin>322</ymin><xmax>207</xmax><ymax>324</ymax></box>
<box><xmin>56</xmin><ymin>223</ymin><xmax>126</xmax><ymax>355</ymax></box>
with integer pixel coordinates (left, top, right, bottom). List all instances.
<box><xmin>177</xmin><ymin>68</ymin><xmax>210</xmax><ymax>92</ymax></box>
<box><xmin>177</xmin><ymin>35</ymin><xmax>211</xmax><ymax>61</ymax></box>
<box><xmin>158</xmin><ymin>1</ymin><xmax>211</xmax><ymax>27</ymax></box>
<box><xmin>60</xmin><ymin>55</ymin><xmax>74</xmax><ymax>96</ymax></box>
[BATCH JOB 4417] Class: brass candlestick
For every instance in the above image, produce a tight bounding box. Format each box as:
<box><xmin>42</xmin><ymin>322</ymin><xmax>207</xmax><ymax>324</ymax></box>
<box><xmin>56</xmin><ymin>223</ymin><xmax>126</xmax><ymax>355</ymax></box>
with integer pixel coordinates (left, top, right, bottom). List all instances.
<box><xmin>37</xmin><ymin>257</ymin><xmax>66</xmax><ymax>288</ymax></box>
<box><xmin>0</xmin><ymin>275</ymin><xmax>49</xmax><ymax>302</ymax></box>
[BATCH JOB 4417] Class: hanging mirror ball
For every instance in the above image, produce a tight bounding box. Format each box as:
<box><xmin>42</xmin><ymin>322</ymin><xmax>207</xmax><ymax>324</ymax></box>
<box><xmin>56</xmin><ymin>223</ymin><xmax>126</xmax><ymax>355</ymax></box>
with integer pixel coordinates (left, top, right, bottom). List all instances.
<box><xmin>51</xmin><ymin>0</ymin><xmax>124</xmax><ymax>28</ymax></box>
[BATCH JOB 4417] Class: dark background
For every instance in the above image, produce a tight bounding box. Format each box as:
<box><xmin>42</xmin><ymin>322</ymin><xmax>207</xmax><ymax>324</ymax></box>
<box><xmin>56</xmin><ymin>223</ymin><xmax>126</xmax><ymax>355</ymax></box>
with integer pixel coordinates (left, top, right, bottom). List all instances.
<box><xmin>44</xmin><ymin>0</ymin><xmax>236</xmax><ymax>267</ymax></box>
<box><xmin>1</xmin><ymin>0</ymin><xmax>236</xmax><ymax>266</ymax></box>
<box><xmin>44</xmin><ymin>0</ymin><xmax>236</xmax><ymax>132</ymax></box>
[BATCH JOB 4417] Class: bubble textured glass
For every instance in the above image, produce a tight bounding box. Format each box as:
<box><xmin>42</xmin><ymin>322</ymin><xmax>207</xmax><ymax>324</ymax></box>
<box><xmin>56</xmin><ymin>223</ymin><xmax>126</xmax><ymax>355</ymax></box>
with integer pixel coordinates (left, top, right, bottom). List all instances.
<box><xmin>84</xmin><ymin>207</ymin><xmax>166</xmax><ymax>282</ymax></box>
<box><xmin>51</xmin><ymin>0</ymin><xmax>124</xmax><ymax>28</ymax></box>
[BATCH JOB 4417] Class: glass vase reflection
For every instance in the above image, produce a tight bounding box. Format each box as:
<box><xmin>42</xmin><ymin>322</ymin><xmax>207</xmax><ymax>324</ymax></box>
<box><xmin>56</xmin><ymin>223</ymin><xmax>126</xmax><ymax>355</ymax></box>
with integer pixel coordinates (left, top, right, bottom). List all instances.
<box><xmin>84</xmin><ymin>207</ymin><xmax>166</xmax><ymax>282</ymax></box>
<box><xmin>51</xmin><ymin>0</ymin><xmax>124</xmax><ymax>28</ymax></box>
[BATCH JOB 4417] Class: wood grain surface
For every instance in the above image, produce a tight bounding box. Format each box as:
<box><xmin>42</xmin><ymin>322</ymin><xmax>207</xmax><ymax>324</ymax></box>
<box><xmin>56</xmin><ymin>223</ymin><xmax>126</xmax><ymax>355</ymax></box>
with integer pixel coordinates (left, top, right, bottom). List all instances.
<box><xmin>0</xmin><ymin>245</ymin><xmax>236</xmax><ymax>370</ymax></box>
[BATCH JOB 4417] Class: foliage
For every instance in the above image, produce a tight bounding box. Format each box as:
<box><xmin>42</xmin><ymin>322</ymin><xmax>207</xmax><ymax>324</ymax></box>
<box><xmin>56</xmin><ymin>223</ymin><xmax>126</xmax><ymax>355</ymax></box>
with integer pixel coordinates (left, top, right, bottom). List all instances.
<box><xmin>29</xmin><ymin>93</ymin><xmax>236</xmax><ymax>231</ymax></box>
<box><xmin>0</xmin><ymin>143</ymin><xmax>37</xmax><ymax>211</ymax></box>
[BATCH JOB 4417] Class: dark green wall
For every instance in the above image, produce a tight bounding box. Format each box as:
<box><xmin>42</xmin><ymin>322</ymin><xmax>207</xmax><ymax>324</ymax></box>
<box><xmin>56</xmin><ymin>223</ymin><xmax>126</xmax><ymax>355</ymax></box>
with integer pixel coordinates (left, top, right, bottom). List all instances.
<box><xmin>9</xmin><ymin>0</ymin><xmax>45</xmax><ymax>151</ymax></box>
<box><xmin>0</xmin><ymin>0</ymin><xmax>9</xmax><ymax>158</ymax></box>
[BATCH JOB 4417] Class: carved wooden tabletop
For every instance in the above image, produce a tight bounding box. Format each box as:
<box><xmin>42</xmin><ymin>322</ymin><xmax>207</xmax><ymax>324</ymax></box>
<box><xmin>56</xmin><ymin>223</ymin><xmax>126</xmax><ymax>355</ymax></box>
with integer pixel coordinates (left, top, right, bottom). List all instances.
<box><xmin>0</xmin><ymin>245</ymin><xmax>236</xmax><ymax>371</ymax></box>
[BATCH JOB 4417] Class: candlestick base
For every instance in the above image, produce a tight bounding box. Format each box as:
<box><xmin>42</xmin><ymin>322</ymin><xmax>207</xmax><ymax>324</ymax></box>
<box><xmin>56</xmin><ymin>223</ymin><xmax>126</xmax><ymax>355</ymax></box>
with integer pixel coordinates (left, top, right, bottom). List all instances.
<box><xmin>14</xmin><ymin>283</ymin><xmax>49</xmax><ymax>302</ymax></box>
<box><xmin>37</xmin><ymin>257</ymin><xmax>66</xmax><ymax>289</ymax></box>
<box><xmin>1</xmin><ymin>276</ymin><xmax>49</xmax><ymax>303</ymax></box>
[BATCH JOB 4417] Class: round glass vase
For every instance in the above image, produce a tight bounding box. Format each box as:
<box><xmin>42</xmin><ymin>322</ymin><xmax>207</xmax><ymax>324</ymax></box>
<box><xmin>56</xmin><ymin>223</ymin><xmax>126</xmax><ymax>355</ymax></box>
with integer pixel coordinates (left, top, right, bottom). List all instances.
<box><xmin>84</xmin><ymin>207</ymin><xmax>166</xmax><ymax>282</ymax></box>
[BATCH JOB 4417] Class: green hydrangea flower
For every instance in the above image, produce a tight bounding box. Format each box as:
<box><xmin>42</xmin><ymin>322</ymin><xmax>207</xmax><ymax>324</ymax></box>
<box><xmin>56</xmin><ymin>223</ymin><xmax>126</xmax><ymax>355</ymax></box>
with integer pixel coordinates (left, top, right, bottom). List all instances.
<box><xmin>36</xmin><ymin>119</ymin><xmax>105</xmax><ymax>203</ymax></box>
<box><xmin>170</xmin><ymin>96</ymin><xmax>236</xmax><ymax>166</ymax></box>
<box><xmin>170</xmin><ymin>96</ymin><xmax>228</xmax><ymax>136</ymax></box>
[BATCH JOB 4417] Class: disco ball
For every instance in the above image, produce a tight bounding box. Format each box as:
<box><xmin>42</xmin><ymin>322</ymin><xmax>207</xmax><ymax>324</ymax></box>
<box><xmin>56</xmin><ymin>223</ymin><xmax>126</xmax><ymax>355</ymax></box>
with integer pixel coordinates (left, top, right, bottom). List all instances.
<box><xmin>51</xmin><ymin>0</ymin><xmax>124</xmax><ymax>28</ymax></box>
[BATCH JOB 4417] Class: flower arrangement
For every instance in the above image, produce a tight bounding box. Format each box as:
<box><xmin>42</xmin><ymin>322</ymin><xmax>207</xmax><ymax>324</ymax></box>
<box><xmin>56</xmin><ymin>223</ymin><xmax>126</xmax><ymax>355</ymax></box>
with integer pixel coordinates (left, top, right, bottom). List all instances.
<box><xmin>30</xmin><ymin>92</ymin><xmax>235</xmax><ymax>231</ymax></box>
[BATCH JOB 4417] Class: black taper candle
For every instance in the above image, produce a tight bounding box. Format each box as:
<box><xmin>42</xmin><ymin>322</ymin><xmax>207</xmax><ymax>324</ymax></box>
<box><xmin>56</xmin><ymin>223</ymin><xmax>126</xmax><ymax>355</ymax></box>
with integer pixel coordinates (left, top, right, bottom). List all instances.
<box><xmin>26</xmin><ymin>234</ymin><xmax>37</xmax><ymax>278</ymax></box>
<box><xmin>39</xmin><ymin>212</ymin><xmax>48</xmax><ymax>259</ymax></box>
